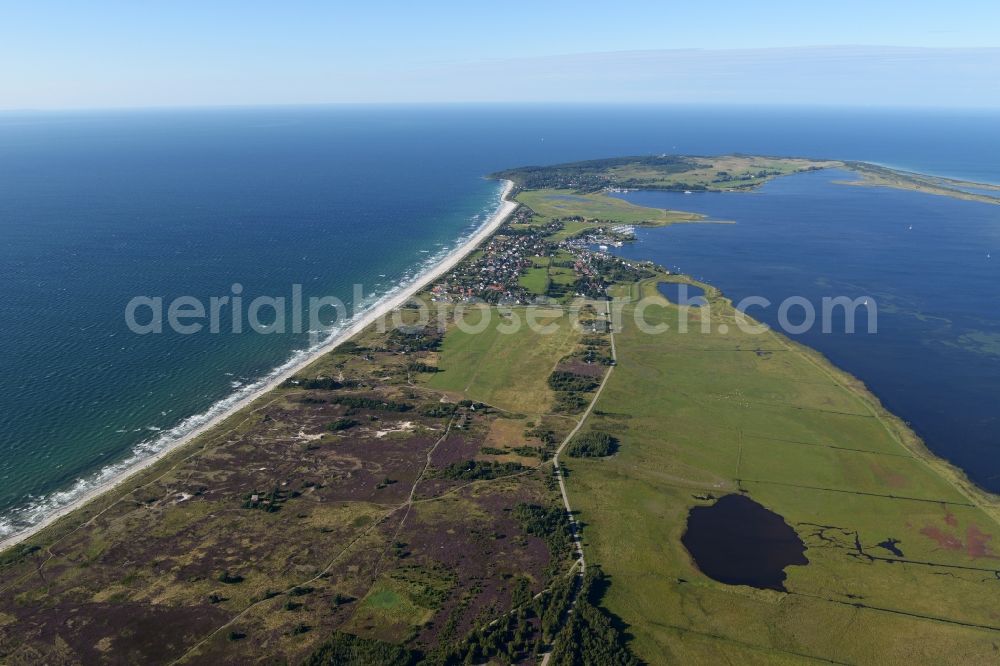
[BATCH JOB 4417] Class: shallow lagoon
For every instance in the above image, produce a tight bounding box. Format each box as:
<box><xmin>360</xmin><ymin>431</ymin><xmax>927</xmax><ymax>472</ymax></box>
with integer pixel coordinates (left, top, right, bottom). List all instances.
<box><xmin>656</xmin><ymin>281</ymin><xmax>706</xmax><ymax>307</ymax></box>
<box><xmin>614</xmin><ymin>170</ymin><xmax>1000</xmax><ymax>491</ymax></box>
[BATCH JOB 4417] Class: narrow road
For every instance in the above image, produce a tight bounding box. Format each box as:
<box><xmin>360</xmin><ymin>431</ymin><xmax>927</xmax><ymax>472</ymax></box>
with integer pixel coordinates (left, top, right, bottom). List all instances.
<box><xmin>542</xmin><ymin>300</ymin><xmax>618</xmax><ymax>664</ymax></box>
<box><xmin>178</xmin><ymin>301</ymin><xmax>620</xmax><ymax>666</ymax></box>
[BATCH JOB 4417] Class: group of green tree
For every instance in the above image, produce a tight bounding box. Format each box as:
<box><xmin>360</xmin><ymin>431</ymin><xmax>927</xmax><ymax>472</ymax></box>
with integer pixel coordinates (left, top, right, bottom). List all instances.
<box><xmin>548</xmin><ymin>371</ymin><xmax>600</xmax><ymax>393</ymax></box>
<box><xmin>382</xmin><ymin>326</ymin><xmax>444</xmax><ymax>353</ymax></box>
<box><xmin>241</xmin><ymin>486</ymin><xmax>289</xmax><ymax>512</ymax></box>
<box><xmin>566</xmin><ymin>431</ymin><xmax>618</xmax><ymax>458</ymax></box>
<box><xmin>419</xmin><ymin>402</ymin><xmax>458</xmax><ymax>418</ymax></box>
<box><xmin>330</xmin><ymin>395</ymin><xmax>413</xmax><ymax>412</ymax></box>
<box><xmin>589</xmin><ymin>255</ymin><xmax>655</xmax><ymax>284</ymax></box>
<box><xmin>547</xmin><ymin>369</ymin><xmax>600</xmax><ymax>414</ymax></box>
<box><xmin>327</xmin><ymin>417</ymin><xmax>359</xmax><ymax>431</ymax></box>
<box><xmin>437</xmin><ymin>460</ymin><xmax>525</xmax><ymax>481</ymax></box>
<box><xmin>513</xmin><ymin>502</ymin><xmax>572</xmax><ymax>564</ymax></box>
<box><xmin>282</xmin><ymin>376</ymin><xmax>343</xmax><ymax>390</ymax></box>
<box><xmin>547</xmin><ymin>568</ymin><xmax>639</xmax><ymax>666</ymax></box>
<box><xmin>304</xmin><ymin>632</ymin><xmax>418</xmax><ymax>665</ymax></box>
<box><xmin>302</xmin><ymin>566</ymin><xmax>638</xmax><ymax>665</ymax></box>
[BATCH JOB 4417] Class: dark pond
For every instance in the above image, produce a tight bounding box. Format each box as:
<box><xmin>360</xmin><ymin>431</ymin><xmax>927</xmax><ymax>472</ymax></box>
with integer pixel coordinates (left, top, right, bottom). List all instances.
<box><xmin>656</xmin><ymin>281</ymin><xmax>707</xmax><ymax>307</ymax></box>
<box><xmin>681</xmin><ymin>494</ymin><xmax>808</xmax><ymax>591</ymax></box>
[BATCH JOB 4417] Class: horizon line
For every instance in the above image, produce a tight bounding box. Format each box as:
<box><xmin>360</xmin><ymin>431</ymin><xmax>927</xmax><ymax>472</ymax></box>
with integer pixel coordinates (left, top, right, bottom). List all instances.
<box><xmin>4</xmin><ymin>100</ymin><xmax>1000</xmax><ymax>114</ymax></box>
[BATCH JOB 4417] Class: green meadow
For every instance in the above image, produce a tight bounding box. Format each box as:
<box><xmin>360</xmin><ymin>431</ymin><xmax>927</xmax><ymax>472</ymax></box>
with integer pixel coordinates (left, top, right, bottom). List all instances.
<box><xmin>515</xmin><ymin>188</ymin><xmax>702</xmax><ymax>240</ymax></box>
<box><xmin>566</xmin><ymin>278</ymin><xmax>1000</xmax><ymax>664</ymax></box>
<box><xmin>426</xmin><ymin>306</ymin><xmax>581</xmax><ymax>414</ymax></box>
<box><xmin>518</xmin><ymin>266</ymin><xmax>549</xmax><ymax>295</ymax></box>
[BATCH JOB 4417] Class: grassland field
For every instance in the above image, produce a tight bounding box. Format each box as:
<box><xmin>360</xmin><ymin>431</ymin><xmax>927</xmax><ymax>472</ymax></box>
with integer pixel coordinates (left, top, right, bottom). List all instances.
<box><xmin>425</xmin><ymin>307</ymin><xmax>583</xmax><ymax>415</ymax></box>
<box><xmin>566</xmin><ymin>277</ymin><xmax>1000</xmax><ymax>664</ymax></box>
<box><xmin>3</xmin><ymin>154</ymin><xmax>999</xmax><ymax>665</ymax></box>
<box><xmin>515</xmin><ymin>189</ymin><xmax>703</xmax><ymax>239</ymax></box>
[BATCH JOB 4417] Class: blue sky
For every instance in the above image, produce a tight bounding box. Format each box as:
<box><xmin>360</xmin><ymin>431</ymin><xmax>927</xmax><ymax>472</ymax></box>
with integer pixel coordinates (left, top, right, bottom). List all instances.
<box><xmin>3</xmin><ymin>1</ymin><xmax>1000</xmax><ymax>108</ymax></box>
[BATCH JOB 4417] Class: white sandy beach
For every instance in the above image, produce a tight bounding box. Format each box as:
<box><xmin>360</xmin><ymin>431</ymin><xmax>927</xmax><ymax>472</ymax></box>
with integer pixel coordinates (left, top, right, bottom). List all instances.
<box><xmin>0</xmin><ymin>180</ymin><xmax>517</xmax><ymax>553</ymax></box>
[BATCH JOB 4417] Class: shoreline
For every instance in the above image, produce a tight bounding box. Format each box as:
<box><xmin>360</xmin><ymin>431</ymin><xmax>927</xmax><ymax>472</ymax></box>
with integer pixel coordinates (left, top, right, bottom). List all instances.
<box><xmin>0</xmin><ymin>179</ymin><xmax>517</xmax><ymax>554</ymax></box>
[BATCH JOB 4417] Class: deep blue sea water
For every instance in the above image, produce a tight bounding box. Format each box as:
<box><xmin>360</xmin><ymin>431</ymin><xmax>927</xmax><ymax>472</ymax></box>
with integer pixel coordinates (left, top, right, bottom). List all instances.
<box><xmin>614</xmin><ymin>170</ymin><xmax>1000</xmax><ymax>489</ymax></box>
<box><xmin>1</xmin><ymin>105</ymin><xmax>999</xmax><ymax>538</ymax></box>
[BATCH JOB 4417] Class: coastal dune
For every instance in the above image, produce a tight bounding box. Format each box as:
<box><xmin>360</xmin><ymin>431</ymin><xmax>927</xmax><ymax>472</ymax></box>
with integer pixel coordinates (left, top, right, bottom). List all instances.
<box><xmin>0</xmin><ymin>180</ymin><xmax>517</xmax><ymax>553</ymax></box>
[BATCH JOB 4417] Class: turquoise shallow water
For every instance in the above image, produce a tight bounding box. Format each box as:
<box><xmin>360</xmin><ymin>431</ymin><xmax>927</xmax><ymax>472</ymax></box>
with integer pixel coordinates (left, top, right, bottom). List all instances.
<box><xmin>1</xmin><ymin>105</ymin><xmax>999</xmax><ymax>538</ymax></box>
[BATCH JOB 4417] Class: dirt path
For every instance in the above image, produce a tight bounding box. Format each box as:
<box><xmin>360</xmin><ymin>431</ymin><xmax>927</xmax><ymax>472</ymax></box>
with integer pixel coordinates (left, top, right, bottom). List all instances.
<box><xmin>541</xmin><ymin>301</ymin><xmax>617</xmax><ymax>664</ymax></box>
<box><xmin>176</xmin><ymin>300</ymin><xmax>618</xmax><ymax>665</ymax></box>
<box><xmin>170</xmin><ymin>417</ymin><xmax>459</xmax><ymax>665</ymax></box>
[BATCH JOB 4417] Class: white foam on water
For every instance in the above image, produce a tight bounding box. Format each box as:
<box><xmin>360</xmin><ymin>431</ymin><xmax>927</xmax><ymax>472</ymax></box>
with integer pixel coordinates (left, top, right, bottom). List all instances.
<box><xmin>0</xmin><ymin>183</ymin><xmax>508</xmax><ymax>543</ymax></box>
